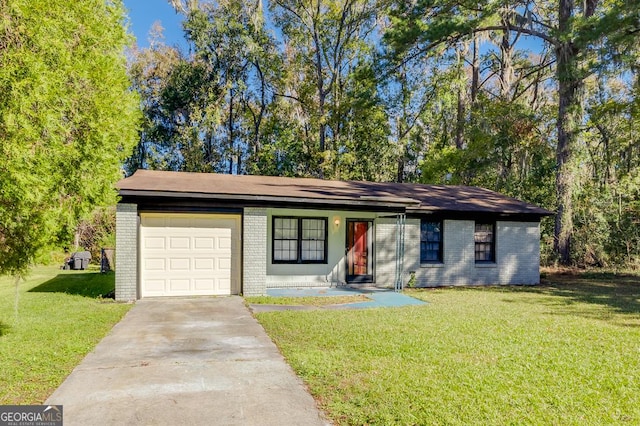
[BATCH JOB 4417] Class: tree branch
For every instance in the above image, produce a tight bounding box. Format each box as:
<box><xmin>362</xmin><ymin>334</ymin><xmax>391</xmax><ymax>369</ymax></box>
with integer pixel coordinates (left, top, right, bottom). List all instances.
<box><xmin>474</xmin><ymin>25</ymin><xmax>559</xmax><ymax>47</ymax></box>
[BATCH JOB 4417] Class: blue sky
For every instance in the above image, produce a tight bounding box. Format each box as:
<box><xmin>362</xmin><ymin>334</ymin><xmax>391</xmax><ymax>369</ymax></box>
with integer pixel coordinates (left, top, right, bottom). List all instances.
<box><xmin>123</xmin><ymin>0</ymin><xmax>185</xmax><ymax>48</ymax></box>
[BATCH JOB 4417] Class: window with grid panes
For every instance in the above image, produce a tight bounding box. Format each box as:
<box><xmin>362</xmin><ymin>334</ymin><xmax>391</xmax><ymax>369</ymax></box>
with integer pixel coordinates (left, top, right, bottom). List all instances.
<box><xmin>474</xmin><ymin>222</ymin><xmax>495</xmax><ymax>262</ymax></box>
<box><xmin>273</xmin><ymin>217</ymin><xmax>298</xmax><ymax>261</ymax></box>
<box><xmin>420</xmin><ymin>220</ymin><xmax>443</xmax><ymax>263</ymax></box>
<box><xmin>301</xmin><ymin>218</ymin><xmax>326</xmax><ymax>261</ymax></box>
<box><xmin>272</xmin><ymin>217</ymin><xmax>327</xmax><ymax>263</ymax></box>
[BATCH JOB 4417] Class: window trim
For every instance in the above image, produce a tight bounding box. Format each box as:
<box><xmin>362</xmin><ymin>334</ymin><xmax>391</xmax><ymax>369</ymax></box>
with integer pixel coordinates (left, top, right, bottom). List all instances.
<box><xmin>420</xmin><ymin>219</ymin><xmax>443</xmax><ymax>264</ymax></box>
<box><xmin>474</xmin><ymin>221</ymin><xmax>496</xmax><ymax>264</ymax></box>
<box><xmin>272</xmin><ymin>216</ymin><xmax>328</xmax><ymax>264</ymax></box>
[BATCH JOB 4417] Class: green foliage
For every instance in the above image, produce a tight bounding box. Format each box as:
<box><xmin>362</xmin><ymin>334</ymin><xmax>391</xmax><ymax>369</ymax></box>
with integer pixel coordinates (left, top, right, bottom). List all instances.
<box><xmin>572</xmin><ymin>171</ymin><xmax>640</xmax><ymax>268</ymax></box>
<box><xmin>129</xmin><ymin>0</ymin><xmax>396</xmax><ymax>180</ymax></box>
<box><xmin>128</xmin><ymin>1</ymin><xmax>280</xmax><ymax>175</ymax></box>
<box><xmin>329</xmin><ymin>62</ymin><xmax>396</xmax><ymax>181</ymax></box>
<box><xmin>424</xmin><ymin>100</ymin><xmax>555</xmax><ymax>204</ymax></box>
<box><xmin>383</xmin><ymin>0</ymin><xmax>639</xmax><ymax>267</ymax></box>
<box><xmin>75</xmin><ymin>206</ymin><xmax>116</xmax><ymax>261</ymax></box>
<box><xmin>0</xmin><ymin>0</ymin><xmax>140</xmax><ymax>275</ymax></box>
<box><xmin>123</xmin><ymin>0</ymin><xmax>639</xmax><ymax>268</ymax></box>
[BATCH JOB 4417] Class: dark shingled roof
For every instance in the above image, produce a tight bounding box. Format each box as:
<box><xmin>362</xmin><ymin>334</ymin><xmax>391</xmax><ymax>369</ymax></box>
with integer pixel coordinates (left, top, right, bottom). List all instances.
<box><xmin>117</xmin><ymin>170</ymin><xmax>552</xmax><ymax>216</ymax></box>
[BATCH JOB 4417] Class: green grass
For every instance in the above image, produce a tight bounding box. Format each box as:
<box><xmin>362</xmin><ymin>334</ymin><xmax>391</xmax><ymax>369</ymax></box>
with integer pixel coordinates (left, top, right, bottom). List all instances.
<box><xmin>255</xmin><ymin>273</ymin><xmax>640</xmax><ymax>425</ymax></box>
<box><xmin>246</xmin><ymin>294</ymin><xmax>370</xmax><ymax>306</ymax></box>
<box><xmin>0</xmin><ymin>266</ymin><xmax>131</xmax><ymax>404</ymax></box>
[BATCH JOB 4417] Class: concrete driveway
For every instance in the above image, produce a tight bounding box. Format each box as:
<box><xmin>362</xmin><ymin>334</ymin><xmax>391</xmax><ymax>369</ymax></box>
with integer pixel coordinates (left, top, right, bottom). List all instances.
<box><xmin>46</xmin><ymin>297</ymin><xmax>330</xmax><ymax>425</ymax></box>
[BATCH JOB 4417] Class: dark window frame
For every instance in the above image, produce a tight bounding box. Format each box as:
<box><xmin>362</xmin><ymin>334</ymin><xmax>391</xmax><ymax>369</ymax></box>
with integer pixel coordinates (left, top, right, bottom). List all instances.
<box><xmin>474</xmin><ymin>222</ymin><xmax>496</xmax><ymax>263</ymax></box>
<box><xmin>420</xmin><ymin>219</ymin><xmax>443</xmax><ymax>264</ymax></box>
<box><xmin>272</xmin><ymin>216</ymin><xmax>328</xmax><ymax>264</ymax></box>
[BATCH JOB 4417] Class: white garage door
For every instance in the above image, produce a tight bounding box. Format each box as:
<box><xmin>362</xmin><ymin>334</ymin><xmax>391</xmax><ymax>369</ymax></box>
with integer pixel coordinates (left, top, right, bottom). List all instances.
<box><xmin>140</xmin><ymin>213</ymin><xmax>241</xmax><ymax>297</ymax></box>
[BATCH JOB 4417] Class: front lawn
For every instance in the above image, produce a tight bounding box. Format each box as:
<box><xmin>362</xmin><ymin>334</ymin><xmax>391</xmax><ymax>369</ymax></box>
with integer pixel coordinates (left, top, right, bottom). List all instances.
<box><xmin>0</xmin><ymin>266</ymin><xmax>131</xmax><ymax>404</ymax></box>
<box><xmin>256</xmin><ymin>272</ymin><xmax>640</xmax><ymax>425</ymax></box>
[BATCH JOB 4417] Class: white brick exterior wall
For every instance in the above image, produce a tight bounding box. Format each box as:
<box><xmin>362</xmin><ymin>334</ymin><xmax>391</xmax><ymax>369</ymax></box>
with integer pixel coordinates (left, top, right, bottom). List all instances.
<box><xmin>242</xmin><ymin>208</ymin><xmax>268</xmax><ymax>296</ymax></box>
<box><xmin>496</xmin><ymin>221</ymin><xmax>541</xmax><ymax>284</ymax></box>
<box><xmin>115</xmin><ymin>203</ymin><xmax>138</xmax><ymax>301</ymax></box>
<box><xmin>374</xmin><ymin>218</ymin><xmax>397</xmax><ymax>287</ymax></box>
<box><xmin>400</xmin><ymin>219</ymin><xmax>540</xmax><ymax>287</ymax></box>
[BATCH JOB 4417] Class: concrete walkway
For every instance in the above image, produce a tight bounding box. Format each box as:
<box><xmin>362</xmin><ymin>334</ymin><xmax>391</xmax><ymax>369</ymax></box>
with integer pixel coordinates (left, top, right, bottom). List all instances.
<box><xmin>46</xmin><ymin>297</ymin><xmax>330</xmax><ymax>426</ymax></box>
<box><xmin>250</xmin><ymin>287</ymin><xmax>426</xmax><ymax>312</ymax></box>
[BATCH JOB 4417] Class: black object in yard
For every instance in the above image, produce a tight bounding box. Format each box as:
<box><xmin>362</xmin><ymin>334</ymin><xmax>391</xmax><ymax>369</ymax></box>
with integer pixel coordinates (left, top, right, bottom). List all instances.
<box><xmin>101</xmin><ymin>248</ymin><xmax>115</xmax><ymax>273</ymax></box>
<box><xmin>67</xmin><ymin>251</ymin><xmax>91</xmax><ymax>270</ymax></box>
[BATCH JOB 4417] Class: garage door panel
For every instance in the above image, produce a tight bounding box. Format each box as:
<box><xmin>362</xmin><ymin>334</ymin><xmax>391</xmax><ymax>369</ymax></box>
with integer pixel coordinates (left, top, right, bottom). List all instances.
<box><xmin>194</xmin><ymin>237</ymin><xmax>214</xmax><ymax>249</ymax></box>
<box><xmin>145</xmin><ymin>258</ymin><xmax>166</xmax><ymax>271</ymax></box>
<box><xmin>218</xmin><ymin>278</ymin><xmax>231</xmax><ymax>291</ymax></box>
<box><xmin>145</xmin><ymin>279</ymin><xmax>166</xmax><ymax>293</ymax></box>
<box><xmin>194</xmin><ymin>258</ymin><xmax>214</xmax><ymax>270</ymax></box>
<box><xmin>169</xmin><ymin>279</ymin><xmax>190</xmax><ymax>291</ymax></box>
<box><xmin>140</xmin><ymin>214</ymin><xmax>240</xmax><ymax>297</ymax></box>
<box><xmin>194</xmin><ymin>279</ymin><xmax>215</xmax><ymax>291</ymax></box>
<box><xmin>144</xmin><ymin>237</ymin><xmax>165</xmax><ymax>249</ymax></box>
<box><xmin>218</xmin><ymin>257</ymin><xmax>231</xmax><ymax>270</ymax></box>
<box><xmin>218</xmin><ymin>236</ymin><xmax>231</xmax><ymax>249</ymax></box>
<box><xmin>169</xmin><ymin>237</ymin><xmax>190</xmax><ymax>250</ymax></box>
<box><xmin>169</xmin><ymin>258</ymin><xmax>190</xmax><ymax>270</ymax></box>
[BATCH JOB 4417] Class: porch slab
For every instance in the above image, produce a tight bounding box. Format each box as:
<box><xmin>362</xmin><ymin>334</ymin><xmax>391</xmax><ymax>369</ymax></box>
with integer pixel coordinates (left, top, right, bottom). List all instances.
<box><xmin>251</xmin><ymin>287</ymin><xmax>426</xmax><ymax>312</ymax></box>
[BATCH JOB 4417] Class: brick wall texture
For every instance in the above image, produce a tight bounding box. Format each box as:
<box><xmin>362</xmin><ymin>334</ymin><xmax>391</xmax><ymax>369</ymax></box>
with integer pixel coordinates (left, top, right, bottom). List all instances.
<box><xmin>380</xmin><ymin>219</ymin><xmax>541</xmax><ymax>287</ymax></box>
<box><xmin>242</xmin><ymin>208</ymin><xmax>268</xmax><ymax>296</ymax></box>
<box><xmin>115</xmin><ymin>203</ymin><xmax>138</xmax><ymax>301</ymax></box>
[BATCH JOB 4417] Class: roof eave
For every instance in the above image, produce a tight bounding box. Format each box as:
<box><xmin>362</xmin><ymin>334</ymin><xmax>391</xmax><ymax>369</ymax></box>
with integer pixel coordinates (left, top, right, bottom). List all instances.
<box><xmin>406</xmin><ymin>206</ymin><xmax>553</xmax><ymax>218</ymax></box>
<box><xmin>118</xmin><ymin>189</ymin><xmax>417</xmax><ymax>209</ymax></box>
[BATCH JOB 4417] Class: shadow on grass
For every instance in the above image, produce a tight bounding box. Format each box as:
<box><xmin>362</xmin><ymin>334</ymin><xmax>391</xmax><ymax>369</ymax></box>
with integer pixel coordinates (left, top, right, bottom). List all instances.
<box><xmin>29</xmin><ymin>271</ymin><xmax>115</xmax><ymax>299</ymax></box>
<box><xmin>543</xmin><ymin>277</ymin><xmax>639</xmax><ymax>313</ymax></box>
<box><xmin>498</xmin><ymin>273</ymin><xmax>640</xmax><ymax>326</ymax></box>
<box><xmin>0</xmin><ymin>321</ymin><xmax>9</xmax><ymax>336</ymax></box>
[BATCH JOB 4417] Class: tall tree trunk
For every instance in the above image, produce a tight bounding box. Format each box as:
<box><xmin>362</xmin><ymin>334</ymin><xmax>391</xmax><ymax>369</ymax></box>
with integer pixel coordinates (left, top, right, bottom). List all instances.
<box><xmin>470</xmin><ymin>33</ymin><xmax>479</xmax><ymax>104</ymax></box>
<box><xmin>396</xmin><ymin>68</ymin><xmax>409</xmax><ymax>183</ymax></box>
<box><xmin>499</xmin><ymin>18</ymin><xmax>513</xmax><ymax>99</ymax></box>
<box><xmin>455</xmin><ymin>88</ymin><xmax>465</xmax><ymax>149</ymax></box>
<box><xmin>396</xmin><ymin>155</ymin><xmax>405</xmax><ymax>183</ymax></box>
<box><xmin>228</xmin><ymin>88</ymin><xmax>234</xmax><ymax>174</ymax></box>
<box><xmin>253</xmin><ymin>62</ymin><xmax>266</xmax><ymax>156</ymax></box>
<box><xmin>553</xmin><ymin>0</ymin><xmax>581</xmax><ymax>264</ymax></box>
<box><xmin>453</xmin><ymin>45</ymin><xmax>466</xmax><ymax>150</ymax></box>
<box><xmin>312</xmin><ymin>2</ymin><xmax>326</xmax><ymax>156</ymax></box>
<box><xmin>554</xmin><ymin>58</ymin><xmax>578</xmax><ymax>265</ymax></box>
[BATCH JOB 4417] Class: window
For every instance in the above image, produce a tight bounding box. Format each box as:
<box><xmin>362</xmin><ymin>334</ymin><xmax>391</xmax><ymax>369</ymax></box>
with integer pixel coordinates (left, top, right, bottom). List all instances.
<box><xmin>301</xmin><ymin>218</ymin><xmax>326</xmax><ymax>261</ymax></box>
<box><xmin>420</xmin><ymin>220</ymin><xmax>443</xmax><ymax>263</ymax></box>
<box><xmin>273</xmin><ymin>217</ymin><xmax>327</xmax><ymax>263</ymax></box>
<box><xmin>273</xmin><ymin>217</ymin><xmax>298</xmax><ymax>261</ymax></box>
<box><xmin>474</xmin><ymin>222</ymin><xmax>495</xmax><ymax>263</ymax></box>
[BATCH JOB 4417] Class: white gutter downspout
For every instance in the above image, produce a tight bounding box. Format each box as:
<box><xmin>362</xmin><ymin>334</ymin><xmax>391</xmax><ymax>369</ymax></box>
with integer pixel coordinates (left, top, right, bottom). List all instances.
<box><xmin>394</xmin><ymin>213</ymin><xmax>406</xmax><ymax>292</ymax></box>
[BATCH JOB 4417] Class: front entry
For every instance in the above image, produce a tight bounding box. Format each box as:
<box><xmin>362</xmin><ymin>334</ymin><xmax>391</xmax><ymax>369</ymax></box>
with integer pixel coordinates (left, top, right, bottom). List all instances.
<box><xmin>346</xmin><ymin>220</ymin><xmax>373</xmax><ymax>283</ymax></box>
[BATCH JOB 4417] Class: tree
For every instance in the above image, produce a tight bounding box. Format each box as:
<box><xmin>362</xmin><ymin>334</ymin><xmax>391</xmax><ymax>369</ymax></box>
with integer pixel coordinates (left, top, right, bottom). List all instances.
<box><xmin>270</xmin><ymin>0</ymin><xmax>388</xmax><ymax>177</ymax></box>
<box><xmin>384</xmin><ymin>0</ymin><xmax>640</xmax><ymax>264</ymax></box>
<box><xmin>126</xmin><ymin>26</ymin><xmax>185</xmax><ymax>172</ymax></box>
<box><xmin>0</xmin><ymin>0</ymin><xmax>140</xmax><ymax>275</ymax></box>
<box><xmin>131</xmin><ymin>0</ymin><xmax>396</xmax><ymax>180</ymax></box>
<box><xmin>187</xmin><ymin>0</ymin><xmax>284</xmax><ymax>174</ymax></box>
<box><xmin>129</xmin><ymin>1</ymin><xmax>280</xmax><ymax>175</ymax></box>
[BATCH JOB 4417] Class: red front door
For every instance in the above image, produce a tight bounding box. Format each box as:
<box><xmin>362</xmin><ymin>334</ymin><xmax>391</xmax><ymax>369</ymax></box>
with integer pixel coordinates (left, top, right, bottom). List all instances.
<box><xmin>347</xmin><ymin>220</ymin><xmax>373</xmax><ymax>283</ymax></box>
